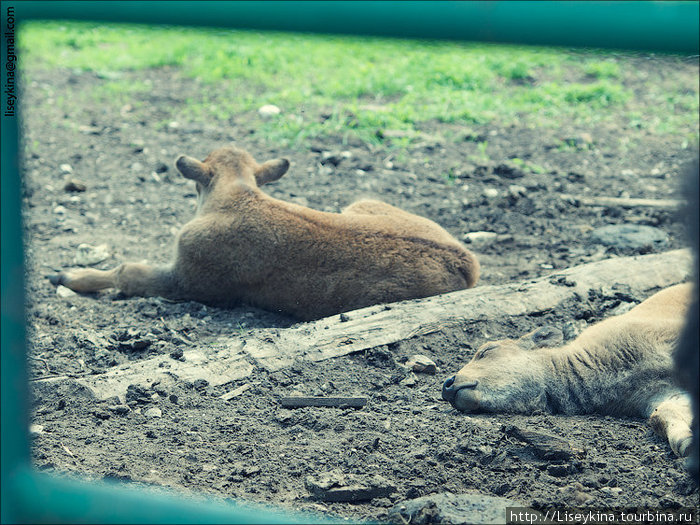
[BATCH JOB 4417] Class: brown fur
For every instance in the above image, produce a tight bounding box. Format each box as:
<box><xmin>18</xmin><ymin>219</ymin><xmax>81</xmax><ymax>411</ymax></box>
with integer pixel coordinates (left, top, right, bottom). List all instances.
<box><xmin>51</xmin><ymin>145</ymin><xmax>479</xmax><ymax>320</ymax></box>
<box><xmin>442</xmin><ymin>283</ymin><xmax>693</xmax><ymax>457</ymax></box>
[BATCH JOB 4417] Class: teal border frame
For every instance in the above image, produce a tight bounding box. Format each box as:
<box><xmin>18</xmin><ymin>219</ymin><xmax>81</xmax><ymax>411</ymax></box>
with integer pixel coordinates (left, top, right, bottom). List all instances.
<box><xmin>2</xmin><ymin>2</ymin><xmax>698</xmax><ymax>523</ymax></box>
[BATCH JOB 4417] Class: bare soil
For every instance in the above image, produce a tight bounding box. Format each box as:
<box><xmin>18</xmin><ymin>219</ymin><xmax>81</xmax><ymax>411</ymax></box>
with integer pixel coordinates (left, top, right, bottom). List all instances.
<box><xmin>22</xmin><ymin>55</ymin><xmax>698</xmax><ymax>523</ymax></box>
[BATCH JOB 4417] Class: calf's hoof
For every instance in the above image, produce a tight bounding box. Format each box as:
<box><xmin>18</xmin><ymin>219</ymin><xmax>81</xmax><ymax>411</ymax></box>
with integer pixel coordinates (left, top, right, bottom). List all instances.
<box><xmin>675</xmin><ymin>436</ymin><xmax>693</xmax><ymax>458</ymax></box>
<box><xmin>47</xmin><ymin>273</ymin><xmax>64</xmax><ymax>286</ymax></box>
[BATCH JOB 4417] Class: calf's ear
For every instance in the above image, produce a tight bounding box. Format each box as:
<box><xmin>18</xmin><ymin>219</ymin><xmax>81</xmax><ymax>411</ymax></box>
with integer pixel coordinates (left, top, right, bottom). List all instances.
<box><xmin>176</xmin><ymin>155</ymin><xmax>212</xmax><ymax>186</ymax></box>
<box><xmin>255</xmin><ymin>158</ymin><xmax>290</xmax><ymax>186</ymax></box>
<box><xmin>519</xmin><ymin>326</ymin><xmax>564</xmax><ymax>350</ymax></box>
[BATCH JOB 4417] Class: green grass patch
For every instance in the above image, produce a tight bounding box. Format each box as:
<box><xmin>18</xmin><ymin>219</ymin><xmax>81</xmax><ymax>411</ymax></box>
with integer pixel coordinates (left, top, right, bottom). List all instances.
<box><xmin>583</xmin><ymin>60</ymin><xmax>621</xmax><ymax>79</ymax></box>
<box><xmin>19</xmin><ymin>21</ymin><xmax>698</xmax><ymax>146</ymax></box>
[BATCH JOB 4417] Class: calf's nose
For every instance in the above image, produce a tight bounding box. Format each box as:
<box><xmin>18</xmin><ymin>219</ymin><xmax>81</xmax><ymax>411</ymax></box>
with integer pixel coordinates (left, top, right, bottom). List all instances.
<box><xmin>442</xmin><ymin>376</ymin><xmax>456</xmax><ymax>403</ymax></box>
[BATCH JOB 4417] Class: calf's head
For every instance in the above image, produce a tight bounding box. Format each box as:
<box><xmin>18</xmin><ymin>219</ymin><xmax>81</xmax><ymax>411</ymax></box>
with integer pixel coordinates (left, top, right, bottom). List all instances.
<box><xmin>175</xmin><ymin>145</ymin><xmax>290</xmax><ymax>211</ymax></box>
<box><xmin>442</xmin><ymin>326</ymin><xmax>563</xmax><ymax>414</ymax></box>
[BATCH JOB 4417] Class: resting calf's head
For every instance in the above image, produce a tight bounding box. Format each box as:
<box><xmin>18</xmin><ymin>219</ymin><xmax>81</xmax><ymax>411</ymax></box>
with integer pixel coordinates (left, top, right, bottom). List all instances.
<box><xmin>442</xmin><ymin>326</ymin><xmax>563</xmax><ymax>413</ymax></box>
<box><xmin>175</xmin><ymin>145</ymin><xmax>290</xmax><ymax>211</ymax></box>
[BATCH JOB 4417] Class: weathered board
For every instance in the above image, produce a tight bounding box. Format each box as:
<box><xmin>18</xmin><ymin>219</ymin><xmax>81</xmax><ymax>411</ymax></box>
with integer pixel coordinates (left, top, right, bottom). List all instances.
<box><xmin>241</xmin><ymin>249</ymin><xmax>692</xmax><ymax>371</ymax></box>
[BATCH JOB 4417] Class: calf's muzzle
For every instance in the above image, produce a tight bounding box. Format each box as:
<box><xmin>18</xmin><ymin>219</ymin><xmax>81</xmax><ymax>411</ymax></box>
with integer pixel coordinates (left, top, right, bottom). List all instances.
<box><xmin>442</xmin><ymin>376</ymin><xmax>479</xmax><ymax>407</ymax></box>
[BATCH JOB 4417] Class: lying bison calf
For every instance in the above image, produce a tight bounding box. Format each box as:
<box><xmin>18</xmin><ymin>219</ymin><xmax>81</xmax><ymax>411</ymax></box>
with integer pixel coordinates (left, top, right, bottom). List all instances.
<box><xmin>442</xmin><ymin>283</ymin><xmax>693</xmax><ymax>457</ymax></box>
<box><xmin>50</xmin><ymin>145</ymin><xmax>479</xmax><ymax>320</ymax></box>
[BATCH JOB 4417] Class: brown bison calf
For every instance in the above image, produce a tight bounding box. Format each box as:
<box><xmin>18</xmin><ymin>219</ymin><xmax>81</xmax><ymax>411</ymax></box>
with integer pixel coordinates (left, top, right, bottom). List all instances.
<box><xmin>51</xmin><ymin>145</ymin><xmax>479</xmax><ymax>320</ymax></box>
<box><xmin>443</xmin><ymin>283</ymin><xmax>694</xmax><ymax>458</ymax></box>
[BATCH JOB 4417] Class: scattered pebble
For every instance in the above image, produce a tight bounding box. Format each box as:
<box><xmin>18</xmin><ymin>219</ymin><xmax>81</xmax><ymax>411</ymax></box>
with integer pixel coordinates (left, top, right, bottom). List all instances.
<box><xmin>258</xmin><ymin>104</ymin><xmax>281</xmax><ymax>118</ymax></box>
<box><xmin>56</xmin><ymin>285</ymin><xmax>77</xmax><ymax>298</ymax></box>
<box><xmin>600</xmin><ymin>486</ymin><xmax>623</xmax><ymax>497</ymax></box>
<box><xmin>29</xmin><ymin>424</ymin><xmax>45</xmax><ymax>435</ymax></box>
<box><xmin>405</xmin><ymin>354</ymin><xmax>436</xmax><ymax>374</ymax></box>
<box><xmin>74</xmin><ymin>243</ymin><xmax>110</xmax><ymax>266</ymax></box>
<box><xmin>53</xmin><ymin>205</ymin><xmax>67</xmax><ymax>215</ymax></box>
<box><xmin>579</xmin><ymin>132</ymin><xmax>593</xmax><ymax>144</ymax></box>
<box><xmin>59</xmin><ymin>163</ymin><xmax>73</xmax><ymax>174</ymax></box>
<box><xmin>64</xmin><ymin>179</ymin><xmax>87</xmax><ymax>192</ymax></box>
<box><xmin>305</xmin><ymin>471</ymin><xmax>395</xmax><ymax>502</ymax></box>
<box><xmin>107</xmin><ymin>405</ymin><xmax>131</xmax><ymax>415</ymax></box>
<box><xmin>508</xmin><ymin>184</ymin><xmax>527</xmax><ymax>198</ymax></box>
<box><xmin>144</xmin><ymin>407</ymin><xmax>162</xmax><ymax>418</ymax></box>
<box><xmin>590</xmin><ymin>224</ymin><xmax>668</xmax><ymax>251</ymax></box>
<box><xmin>320</xmin><ymin>151</ymin><xmax>352</xmax><ymax>167</ymax></box>
<box><xmin>483</xmin><ymin>188</ymin><xmax>499</xmax><ymax>199</ymax></box>
<box><xmin>493</xmin><ymin>163</ymin><xmax>525</xmax><ymax>179</ymax></box>
<box><xmin>78</xmin><ymin>124</ymin><xmax>102</xmax><ymax>135</ymax></box>
<box><xmin>399</xmin><ymin>372</ymin><xmax>418</xmax><ymax>387</ymax></box>
<box><xmin>389</xmin><ymin>492</ymin><xmax>520</xmax><ymax>525</ymax></box>
<box><xmin>547</xmin><ymin>464</ymin><xmax>571</xmax><ymax>477</ymax></box>
<box><xmin>462</xmin><ymin>231</ymin><xmax>498</xmax><ymax>244</ymax></box>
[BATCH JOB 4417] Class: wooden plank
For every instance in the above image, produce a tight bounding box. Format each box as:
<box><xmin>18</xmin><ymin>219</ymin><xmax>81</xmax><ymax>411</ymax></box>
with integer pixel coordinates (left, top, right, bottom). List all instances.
<box><xmin>280</xmin><ymin>396</ymin><xmax>368</xmax><ymax>409</ymax></box>
<box><xmin>35</xmin><ymin>340</ymin><xmax>253</xmax><ymax>401</ymax></box>
<box><xmin>239</xmin><ymin>249</ymin><xmax>692</xmax><ymax>371</ymax></box>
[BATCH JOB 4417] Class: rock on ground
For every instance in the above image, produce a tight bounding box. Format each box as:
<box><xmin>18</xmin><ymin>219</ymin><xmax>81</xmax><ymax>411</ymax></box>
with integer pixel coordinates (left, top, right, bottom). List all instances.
<box><xmin>389</xmin><ymin>492</ymin><xmax>522</xmax><ymax>525</ymax></box>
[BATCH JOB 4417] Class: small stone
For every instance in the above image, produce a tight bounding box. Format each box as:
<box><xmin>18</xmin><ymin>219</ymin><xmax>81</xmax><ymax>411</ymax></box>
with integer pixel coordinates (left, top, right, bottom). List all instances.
<box><xmin>56</xmin><ymin>285</ymin><xmax>77</xmax><ymax>298</ymax></box>
<box><xmin>168</xmin><ymin>121</ymin><xmax>180</xmax><ymax>129</ymax></box>
<box><xmin>53</xmin><ymin>205</ymin><xmax>67</xmax><ymax>215</ymax></box>
<box><xmin>493</xmin><ymin>162</ymin><xmax>525</xmax><ymax>179</ymax></box>
<box><xmin>193</xmin><ymin>379</ymin><xmax>209</xmax><ymax>390</ymax></box>
<box><xmin>590</xmin><ymin>224</ymin><xmax>668</xmax><ymax>251</ymax></box>
<box><xmin>547</xmin><ymin>464</ymin><xmax>571</xmax><ymax>477</ymax></box>
<box><xmin>29</xmin><ymin>424</ymin><xmax>45</xmax><ymax>435</ymax></box>
<box><xmin>64</xmin><ymin>179</ymin><xmax>87</xmax><ymax>192</ymax></box>
<box><xmin>258</xmin><ymin>104</ymin><xmax>281</xmax><ymax>118</ymax></box>
<box><xmin>389</xmin><ymin>492</ymin><xmax>520</xmax><ymax>525</ymax></box>
<box><xmin>93</xmin><ymin>409</ymin><xmax>111</xmax><ymax>420</ymax></box>
<box><xmin>405</xmin><ymin>355</ymin><xmax>437</xmax><ymax>374</ymax></box>
<box><xmin>508</xmin><ymin>184</ymin><xmax>527</xmax><ymax>197</ymax></box>
<box><xmin>483</xmin><ymin>188</ymin><xmax>499</xmax><ymax>199</ymax></box>
<box><xmin>59</xmin><ymin>163</ymin><xmax>73</xmax><ymax>174</ymax></box>
<box><xmin>130</xmin><ymin>162</ymin><xmax>144</xmax><ymax>172</ymax></box>
<box><xmin>320</xmin><ymin>151</ymin><xmax>352</xmax><ymax>167</ymax></box>
<box><xmin>78</xmin><ymin>125</ymin><xmax>102</xmax><ymax>135</ymax></box>
<box><xmin>399</xmin><ymin>372</ymin><xmax>418</xmax><ymax>387</ymax></box>
<box><xmin>600</xmin><ymin>486</ymin><xmax>623</xmax><ymax>497</ymax></box>
<box><xmin>462</xmin><ymin>231</ymin><xmax>498</xmax><ymax>244</ymax></box>
<box><xmin>107</xmin><ymin>405</ymin><xmax>130</xmax><ymax>415</ymax></box>
<box><xmin>74</xmin><ymin>243</ymin><xmax>110</xmax><ymax>266</ymax></box>
<box><xmin>144</xmin><ymin>407</ymin><xmax>162</xmax><ymax>418</ymax></box>
<box><xmin>305</xmin><ymin>472</ymin><xmax>395</xmax><ymax>502</ymax></box>
<box><xmin>154</xmin><ymin>162</ymin><xmax>169</xmax><ymax>174</ymax></box>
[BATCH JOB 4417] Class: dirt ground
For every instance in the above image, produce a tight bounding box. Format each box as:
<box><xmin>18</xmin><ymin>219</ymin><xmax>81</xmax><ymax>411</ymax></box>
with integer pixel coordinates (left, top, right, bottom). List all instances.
<box><xmin>21</xmin><ymin>53</ymin><xmax>698</xmax><ymax>523</ymax></box>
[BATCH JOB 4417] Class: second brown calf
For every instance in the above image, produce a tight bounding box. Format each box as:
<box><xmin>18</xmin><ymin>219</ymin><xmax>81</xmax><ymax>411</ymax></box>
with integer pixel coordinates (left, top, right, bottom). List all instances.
<box><xmin>51</xmin><ymin>145</ymin><xmax>479</xmax><ymax>320</ymax></box>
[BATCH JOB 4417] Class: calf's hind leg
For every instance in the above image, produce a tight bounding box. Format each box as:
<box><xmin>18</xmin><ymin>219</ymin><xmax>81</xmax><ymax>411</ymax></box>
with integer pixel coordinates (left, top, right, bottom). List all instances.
<box><xmin>50</xmin><ymin>263</ymin><xmax>181</xmax><ymax>300</ymax></box>
<box><xmin>649</xmin><ymin>395</ymin><xmax>693</xmax><ymax>457</ymax></box>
